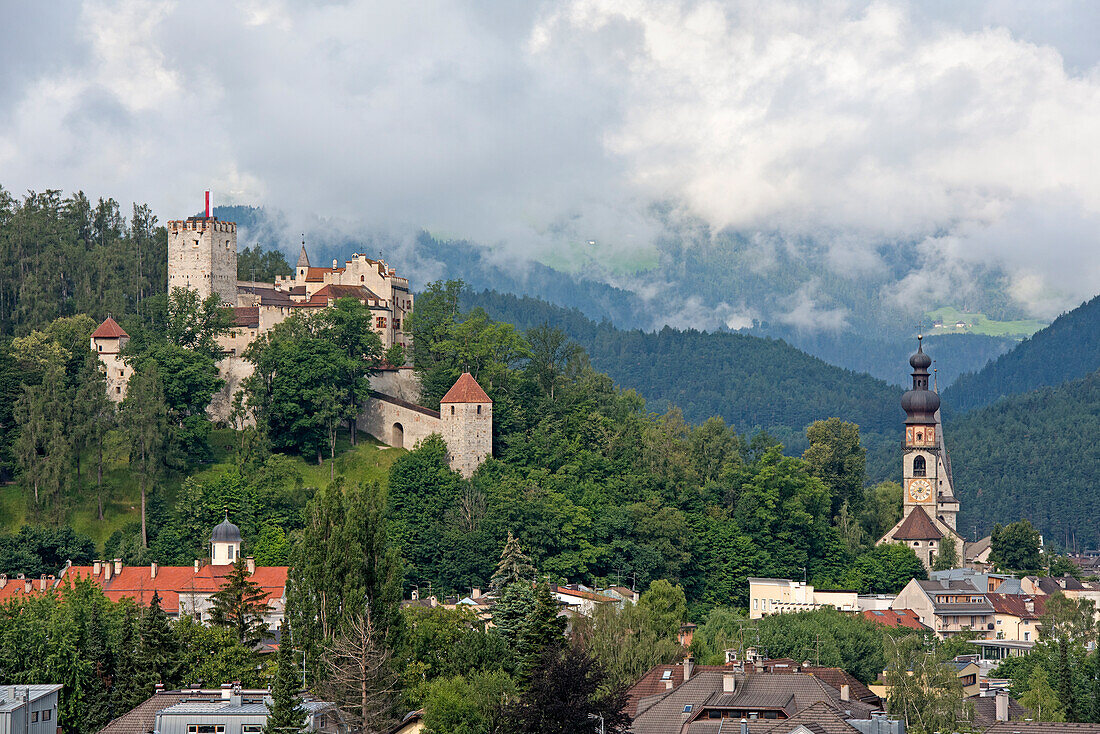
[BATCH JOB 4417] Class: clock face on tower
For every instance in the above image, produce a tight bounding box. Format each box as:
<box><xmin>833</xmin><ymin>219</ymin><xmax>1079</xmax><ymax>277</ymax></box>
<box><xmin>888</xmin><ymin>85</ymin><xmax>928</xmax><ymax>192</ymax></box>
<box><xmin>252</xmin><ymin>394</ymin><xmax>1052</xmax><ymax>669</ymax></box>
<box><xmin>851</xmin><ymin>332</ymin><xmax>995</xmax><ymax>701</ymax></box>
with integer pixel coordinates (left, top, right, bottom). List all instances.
<box><xmin>908</xmin><ymin>478</ymin><xmax>932</xmax><ymax>502</ymax></box>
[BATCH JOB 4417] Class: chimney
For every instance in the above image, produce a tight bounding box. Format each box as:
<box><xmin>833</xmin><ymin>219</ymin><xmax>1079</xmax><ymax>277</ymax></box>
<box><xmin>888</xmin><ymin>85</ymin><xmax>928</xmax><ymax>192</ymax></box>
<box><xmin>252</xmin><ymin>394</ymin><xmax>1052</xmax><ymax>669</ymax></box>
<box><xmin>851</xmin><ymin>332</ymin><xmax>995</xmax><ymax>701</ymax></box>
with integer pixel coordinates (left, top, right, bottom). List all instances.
<box><xmin>664</xmin><ymin>680</ymin><xmax>673</xmax><ymax>690</ymax></box>
<box><xmin>840</xmin><ymin>684</ymin><xmax>850</xmax><ymax>702</ymax></box>
<box><xmin>194</xmin><ymin>559</ymin><xmax>201</xmax><ymax>572</ymax></box>
<box><xmin>38</xmin><ymin>575</ymin><xmax>47</xmax><ymax>591</ymax></box>
<box><xmin>93</xmin><ymin>560</ymin><xmax>102</xmax><ymax>575</ymax></box>
<box><xmin>684</xmin><ymin>655</ymin><xmax>694</xmax><ymax>682</ymax></box>
<box><xmin>150</xmin><ymin>562</ymin><xmax>158</xmax><ymax>579</ymax></box>
<box><xmin>0</xmin><ymin>574</ymin><xmax>6</xmax><ymax>589</ymax></box>
<box><xmin>246</xmin><ymin>556</ymin><xmax>256</xmax><ymax>574</ymax></box>
<box><xmin>740</xmin><ymin>719</ymin><xmax>748</xmax><ymax>734</ymax></box>
<box><xmin>995</xmin><ymin>690</ymin><xmax>1009</xmax><ymax>722</ymax></box>
<box><xmin>471</xmin><ymin>587</ymin><xmax>481</xmax><ymax>599</ymax></box>
<box><xmin>333</xmin><ymin>259</ymin><xmax>338</xmax><ymax>269</ymax></box>
<box><xmin>23</xmin><ymin>579</ymin><xmax>32</xmax><ymax>594</ymax></box>
<box><xmin>113</xmin><ymin>558</ymin><xmax>123</xmax><ymax>575</ymax></box>
<box><xmin>104</xmin><ymin>562</ymin><xmax>112</xmax><ymax>582</ymax></box>
<box><xmin>723</xmin><ymin>672</ymin><xmax>736</xmax><ymax>693</ymax></box>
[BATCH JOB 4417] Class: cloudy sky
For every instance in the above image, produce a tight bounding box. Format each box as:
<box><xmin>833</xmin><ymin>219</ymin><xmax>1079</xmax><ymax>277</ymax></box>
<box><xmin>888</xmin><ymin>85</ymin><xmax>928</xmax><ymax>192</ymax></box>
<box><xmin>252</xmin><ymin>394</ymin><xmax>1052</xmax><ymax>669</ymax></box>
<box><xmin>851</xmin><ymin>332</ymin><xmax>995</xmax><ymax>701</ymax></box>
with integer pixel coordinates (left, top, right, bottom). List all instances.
<box><xmin>2</xmin><ymin>0</ymin><xmax>1099</xmax><ymax>317</ymax></box>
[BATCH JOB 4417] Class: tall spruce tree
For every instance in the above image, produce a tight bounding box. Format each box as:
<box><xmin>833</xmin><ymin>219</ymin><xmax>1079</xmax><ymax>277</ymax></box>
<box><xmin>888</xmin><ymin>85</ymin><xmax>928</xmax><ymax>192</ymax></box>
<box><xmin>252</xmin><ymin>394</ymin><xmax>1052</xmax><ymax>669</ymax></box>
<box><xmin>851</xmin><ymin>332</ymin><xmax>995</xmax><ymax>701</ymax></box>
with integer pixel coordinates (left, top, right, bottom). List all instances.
<box><xmin>210</xmin><ymin>557</ymin><xmax>271</xmax><ymax>647</ymax></box>
<box><xmin>73</xmin><ymin>352</ymin><xmax>115</xmax><ymax>520</ymax></box>
<box><xmin>135</xmin><ymin>592</ymin><xmax>181</xmax><ymax>693</ymax></box>
<box><xmin>264</xmin><ymin>621</ymin><xmax>306</xmax><ymax>734</ymax></box>
<box><xmin>490</xmin><ymin>531</ymin><xmax>536</xmax><ymax>592</ymax></box>
<box><xmin>491</xmin><ymin>583</ymin><xmax>534</xmax><ymax>647</ymax></box>
<box><xmin>516</xmin><ymin>582</ymin><xmax>567</xmax><ymax>685</ymax></box>
<box><xmin>121</xmin><ymin>361</ymin><xmax>168</xmax><ymax>547</ymax></box>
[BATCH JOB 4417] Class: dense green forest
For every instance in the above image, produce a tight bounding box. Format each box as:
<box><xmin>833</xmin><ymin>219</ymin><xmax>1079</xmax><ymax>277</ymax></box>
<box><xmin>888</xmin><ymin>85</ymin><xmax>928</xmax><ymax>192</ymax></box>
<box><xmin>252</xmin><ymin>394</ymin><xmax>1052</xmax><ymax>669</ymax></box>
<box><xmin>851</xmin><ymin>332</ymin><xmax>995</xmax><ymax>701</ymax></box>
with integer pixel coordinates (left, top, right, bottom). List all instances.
<box><xmin>945</xmin><ymin>294</ymin><xmax>1100</xmax><ymax>414</ymax></box>
<box><xmin>947</xmin><ymin>368</ymin><xmax>1100</xmax><ymax>548</ymax></box>
<box><xmin>461</xmin><ymin>289</ymin><xmax>903</xmax><ymax>451</ymax></box>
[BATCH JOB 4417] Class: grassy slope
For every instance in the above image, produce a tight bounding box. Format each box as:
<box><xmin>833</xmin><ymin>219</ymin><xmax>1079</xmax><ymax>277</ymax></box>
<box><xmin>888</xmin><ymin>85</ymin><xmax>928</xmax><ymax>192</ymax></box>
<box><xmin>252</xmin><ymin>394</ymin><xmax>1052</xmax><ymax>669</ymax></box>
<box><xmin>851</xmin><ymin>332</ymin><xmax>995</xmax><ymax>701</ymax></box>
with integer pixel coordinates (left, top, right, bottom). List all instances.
<box><xmin>0</xmin><ymin>428</ymin><xmax>403</xmax><ymax>552</ymax></box>
<box><xmin>924</xmin><ymin>306</ymin><xmax>1045</xmax><ymax>338</ymax></box>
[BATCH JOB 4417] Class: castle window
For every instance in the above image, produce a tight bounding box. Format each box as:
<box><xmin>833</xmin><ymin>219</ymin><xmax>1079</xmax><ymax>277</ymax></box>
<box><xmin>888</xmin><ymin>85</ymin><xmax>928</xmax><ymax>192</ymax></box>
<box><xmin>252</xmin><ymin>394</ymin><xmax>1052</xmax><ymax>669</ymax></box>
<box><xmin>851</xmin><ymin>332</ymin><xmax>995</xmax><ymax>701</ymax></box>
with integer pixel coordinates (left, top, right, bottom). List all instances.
<box><xmin>477</xmin><ymin>405</ymin><xmax>481</xmax><ymax>415</ymax></box>
<box><xmin>451</xmin><ymin>406</ymin><xmax>455</xmax><ymax>415</ymax></box>
<box><xmin>913</xmin><ymin>455</ymin><xmax>926</xmax><ymax>477</ymax></box>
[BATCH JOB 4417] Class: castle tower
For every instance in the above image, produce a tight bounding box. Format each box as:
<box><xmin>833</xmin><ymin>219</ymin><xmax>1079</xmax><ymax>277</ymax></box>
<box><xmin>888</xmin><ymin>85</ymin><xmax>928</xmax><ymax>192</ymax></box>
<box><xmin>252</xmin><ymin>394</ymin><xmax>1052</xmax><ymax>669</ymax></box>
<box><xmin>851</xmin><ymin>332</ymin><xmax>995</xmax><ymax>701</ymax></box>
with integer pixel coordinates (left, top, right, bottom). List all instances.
<box><xmin>440</xmin><ymin>373</ymin><xmax>492</xmax><ymax>478</ymax></box>
<box><xmin>210</xmin><ymin>513</ymin><xmax>242</xmax><ymax>566</ymax></box>
<box><xmin>167</xmin><ymin>195</ymin><xmax>238</xmax><ymax>305</ymax></box>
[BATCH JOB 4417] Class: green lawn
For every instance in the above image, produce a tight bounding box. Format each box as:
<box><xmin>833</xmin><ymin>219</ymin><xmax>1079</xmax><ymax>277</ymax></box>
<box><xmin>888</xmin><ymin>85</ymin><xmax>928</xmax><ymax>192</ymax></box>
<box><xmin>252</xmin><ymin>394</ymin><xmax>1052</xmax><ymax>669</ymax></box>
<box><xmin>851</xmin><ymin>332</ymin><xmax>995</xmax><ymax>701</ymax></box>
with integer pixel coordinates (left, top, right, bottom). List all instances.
<box><xmin>924</xmin><ymin>306</ymin><xmax>1046</xmax><ymax>338</ymax></box>
<box><xmin>0</xmin><ymin>428</ymin><xmax>403</xmax><ymax>552</ymax></box>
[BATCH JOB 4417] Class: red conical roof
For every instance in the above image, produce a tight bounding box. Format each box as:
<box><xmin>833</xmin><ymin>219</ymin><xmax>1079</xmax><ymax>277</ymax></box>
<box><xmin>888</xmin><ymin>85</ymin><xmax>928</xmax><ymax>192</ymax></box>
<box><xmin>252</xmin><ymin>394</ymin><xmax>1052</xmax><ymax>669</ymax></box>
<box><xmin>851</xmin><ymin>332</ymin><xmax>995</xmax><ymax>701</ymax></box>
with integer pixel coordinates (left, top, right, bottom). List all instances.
<box><xmin>440</xmin><ymin>373</ymin><xmax>491</xmax><ymax>404</ymax></box>
<box><xmin>893</xmin><ymin>506</ymin><xmax>943</xmax><ymax>540</ymax></box>
<box><xmin>91</xmin><ymin>317</ymin><xmax>129</xmax><ymax>339</ymax></box>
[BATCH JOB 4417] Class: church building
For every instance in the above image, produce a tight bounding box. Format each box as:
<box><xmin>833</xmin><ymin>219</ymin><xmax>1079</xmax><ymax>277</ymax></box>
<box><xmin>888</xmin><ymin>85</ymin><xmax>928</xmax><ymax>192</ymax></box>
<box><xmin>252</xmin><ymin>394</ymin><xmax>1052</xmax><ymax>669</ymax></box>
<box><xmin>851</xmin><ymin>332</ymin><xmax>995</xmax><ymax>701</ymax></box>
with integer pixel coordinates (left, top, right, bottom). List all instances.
<box><xmin>877</xmin><ymin>337</ymin><xmax>987</xmax><ymax>571</ymax></box>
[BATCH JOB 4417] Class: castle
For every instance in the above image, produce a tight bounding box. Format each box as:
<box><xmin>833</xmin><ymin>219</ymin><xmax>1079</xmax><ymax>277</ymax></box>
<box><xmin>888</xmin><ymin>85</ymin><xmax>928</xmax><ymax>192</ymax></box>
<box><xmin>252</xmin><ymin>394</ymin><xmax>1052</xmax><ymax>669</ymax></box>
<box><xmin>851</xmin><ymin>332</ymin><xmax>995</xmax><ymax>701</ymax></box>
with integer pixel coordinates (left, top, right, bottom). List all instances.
<box><xmin>877</xmin><ymin>337</ymin><xmax>991</xmax><ymax>570</ymax></box>
<box><xmin>93</xmin><ymin>199</ymin><xmax>490</xmax><ymax>478</ymax></box>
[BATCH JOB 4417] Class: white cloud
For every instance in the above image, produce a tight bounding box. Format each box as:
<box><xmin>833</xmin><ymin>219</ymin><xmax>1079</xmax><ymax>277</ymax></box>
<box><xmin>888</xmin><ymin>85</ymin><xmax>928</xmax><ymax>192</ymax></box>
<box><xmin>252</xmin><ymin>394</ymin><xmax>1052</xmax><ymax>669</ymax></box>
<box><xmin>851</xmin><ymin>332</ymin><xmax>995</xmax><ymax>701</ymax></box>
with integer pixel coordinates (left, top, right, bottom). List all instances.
<box><xmin>0</xmin><ymin>0</ymin><xmax>1098</xmax><ymax>319</ymax></box>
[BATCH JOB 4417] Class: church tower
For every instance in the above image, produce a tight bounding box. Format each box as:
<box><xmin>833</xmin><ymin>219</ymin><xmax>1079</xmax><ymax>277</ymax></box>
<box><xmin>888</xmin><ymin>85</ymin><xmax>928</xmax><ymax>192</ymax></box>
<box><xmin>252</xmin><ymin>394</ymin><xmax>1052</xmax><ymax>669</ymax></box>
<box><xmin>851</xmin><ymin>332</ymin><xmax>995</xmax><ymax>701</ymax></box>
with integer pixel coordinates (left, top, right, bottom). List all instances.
<box><xmin>167</xmin><ymin>194</ymin><xmax>238</xmax><ymax>305</ymax></box>
<box><xmin>901</xmin><ymin>337</ymin><xmax>940</xmax><ymax>520</ymax></box>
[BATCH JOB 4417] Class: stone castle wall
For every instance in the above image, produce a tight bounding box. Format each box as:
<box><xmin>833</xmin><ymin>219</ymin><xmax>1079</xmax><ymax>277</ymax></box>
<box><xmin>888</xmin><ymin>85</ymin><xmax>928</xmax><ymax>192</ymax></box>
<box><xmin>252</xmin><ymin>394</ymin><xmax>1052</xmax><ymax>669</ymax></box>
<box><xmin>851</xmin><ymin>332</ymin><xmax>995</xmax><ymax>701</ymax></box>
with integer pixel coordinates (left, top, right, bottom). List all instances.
<box><xmin>441</xmin><ymin>402</ymin><xmax>492</xmax><ymax>479</ymax></box>
<box><xmin>358</xmin><ymin>393</ymin><xmax>442</xmax><ymax>450</ymax></box>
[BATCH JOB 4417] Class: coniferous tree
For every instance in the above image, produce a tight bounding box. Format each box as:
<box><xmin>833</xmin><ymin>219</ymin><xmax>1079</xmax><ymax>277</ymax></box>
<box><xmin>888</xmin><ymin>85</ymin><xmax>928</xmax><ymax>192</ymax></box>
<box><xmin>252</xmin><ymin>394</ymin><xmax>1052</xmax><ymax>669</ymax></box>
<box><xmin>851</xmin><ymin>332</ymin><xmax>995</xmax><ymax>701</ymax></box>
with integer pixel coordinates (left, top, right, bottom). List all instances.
<box><xmin>209</xmin><ymin>557</ymin><xmax>271</xmax><ymax>647</ymax></box>
<box><xmin>490</xmin><ymin>531</ymin><xmax>535</xmax><ymax>592</ymax></box>
<box><xmin>491</xmin><ymin>583</ymin><xmax>534</xmax><ymax>647</ymax></box>
<box><xmin>264</xmin><ymin>621</ymin><xmax>306</xmax><ymax>734</ymax></box>
<box><xmin>13</xmin><ymin>362</ymin><xmax>71</xmax><ymax>522</ymax></box>
<box><xmin>83</xmin><ymin>600</ymin><xmax>116</xmax><ymax>730</ymax></box>
<box><xmin>517</xmin><ymin>582</ymin><xmax>567</xmax><ymax>685</ymax></box>
<box><xmin>121</xmin><ymin>361</ymin><xmax>167</xmax><ymax>547</ymax></box>
<box><xmin>73</xmin><ymin>352</ymin><xmax>115</xmax><ymax>520</ymax></box>
<box><xmin>135</xmin><ymin>592</ymin><xmax>181</xmax><ymax>693</ymax></box>
<box><xmin>110</xmin><ymin>604</ymin><xmax>144</xmax><ymax>713</ymax></box>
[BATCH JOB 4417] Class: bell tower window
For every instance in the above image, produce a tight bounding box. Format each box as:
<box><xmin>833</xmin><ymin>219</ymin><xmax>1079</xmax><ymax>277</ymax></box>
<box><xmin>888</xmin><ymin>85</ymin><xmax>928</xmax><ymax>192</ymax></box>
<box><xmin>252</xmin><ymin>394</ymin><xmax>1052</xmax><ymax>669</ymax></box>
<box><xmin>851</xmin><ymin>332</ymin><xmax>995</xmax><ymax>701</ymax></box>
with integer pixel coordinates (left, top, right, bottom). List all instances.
<box><xmin>913</xmin><ymin>455</ymin><xmax>926</xmax><ymax>477</ymax></box>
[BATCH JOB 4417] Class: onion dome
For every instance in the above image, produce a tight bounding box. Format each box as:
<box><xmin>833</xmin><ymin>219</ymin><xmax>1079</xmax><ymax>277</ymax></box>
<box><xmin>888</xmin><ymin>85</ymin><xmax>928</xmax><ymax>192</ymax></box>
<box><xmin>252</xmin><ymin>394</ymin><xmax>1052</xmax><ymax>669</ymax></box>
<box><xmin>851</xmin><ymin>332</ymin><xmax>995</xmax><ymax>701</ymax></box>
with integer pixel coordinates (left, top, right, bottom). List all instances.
<box><xmin>901</xmin><ymin>336</ymin><xmax>939</xmax><ymax>424</ymax></box>
<box><xmin>211</xmin><ymin>514</ymin><xmax>242</xmax><ymax>544</ymax></box>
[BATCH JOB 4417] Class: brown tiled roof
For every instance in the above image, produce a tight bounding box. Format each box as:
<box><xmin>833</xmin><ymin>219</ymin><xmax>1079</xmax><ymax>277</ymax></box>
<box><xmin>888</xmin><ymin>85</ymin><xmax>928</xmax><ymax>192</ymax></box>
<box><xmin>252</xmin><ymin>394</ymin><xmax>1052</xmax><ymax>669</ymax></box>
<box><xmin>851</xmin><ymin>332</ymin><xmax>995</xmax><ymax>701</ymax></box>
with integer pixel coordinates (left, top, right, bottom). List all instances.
<box><xmin>967</xmin><ymin>693</ymin><xmax>1030</xmax><ymax>726</ymax></box>
<box><xmin>862</xmin><ymin>608</ymin><xmax>931</xmax><ymax>631</ymax></box>
<box><xmin>97</xmin><ymin>690</ymin><xmax>223</xmax><ymax>734</ymax></box>
<box><xmin>984</xmin><ymin>724</ymin><xmax>1100</xmax><ymax>733</ymax></box>
<box><xmin>307</xmin><ymin>284</ymin><xmax>384</xmax><ymax>306</ymax></box>
<box><xmin>232</xmin><ymin>307</ymin><xmax>259</xmax><ymax>328</ymax></box>
<box><xmin>893</xmin><ymin>507</ymin><xmax>943</xmax><ymax>540</ymax></box>
<box><xmin>92</xmin><ymin>316</ymin><xmax>129</xmax><ymax>339</ymax></box>
<box><xmin>305</xmin><ymin>266</ymin><xmax>343</xmax><ymax>282</ymax></box>
<box><xmin>632</xmin><ymin>670</ymin><xmax>874</xmax><ymax>734</ymax></box>
<box><xmin>800</xmin><ymin>668</ymin><xmax>881</xmax><ymax>707</ymax></box>
<box><xmin>237</xmin><ymin>284</ymin><xmax>293</xmax><ymax>307</ymax></box>
<box><xmin>762</xmin><ymin>701</ymin><xmax>859</xmax><ymax>733</ymax></box>
<box><xmin>987</xmin><ymin>593</ymin><xmax>1046</xmax><ymax>620</ymax></box>
<box><xmin>440</xmin><ymin>373</ymin><xmax>491</xmax><ymax>404</ymax></box>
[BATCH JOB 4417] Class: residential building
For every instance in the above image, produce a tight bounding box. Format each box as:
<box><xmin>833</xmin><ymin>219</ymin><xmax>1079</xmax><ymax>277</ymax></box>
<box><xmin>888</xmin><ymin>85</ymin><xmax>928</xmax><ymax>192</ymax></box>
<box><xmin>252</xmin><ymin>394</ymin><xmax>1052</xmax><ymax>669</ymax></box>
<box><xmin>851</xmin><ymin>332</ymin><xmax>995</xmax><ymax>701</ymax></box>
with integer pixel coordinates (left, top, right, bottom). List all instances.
<box><xmin>748</xmin><ymin>578</ymin><xmax>859</xmax><ymax>619</ymax></box>
<box><xmin>387</xmin><ymin>710</ymin><xmax>425</xmax><ymax>734</ymax></box>
<box><xmin>98</xmin><ymin>687</ymin><xmax>342</xmax><ymax>734</ymax></box>
<box><xmin>891</xmin><ymin>578</ymin><xmax>995</xmax><ymax>639</ymax></box>
<box><xmin>0</xmin><ymin>685</ymin><xmax>61</xmax><ymax>734</ymax></box>
<box><xmin>861</xmin><ymin>608</ymin><xmax>931</xmax><ymax>632</ymax></box>
<box><xmin>627</xmin><ymin>662</ymin><xmax>883</xmax><ymax>734</ymax></box>
<box><xmin>856</xmin><ymin>594</ymin><xmax>897</xmax><ymax>612</ymax></box>
<box><xmin>1021</xmin><ymin>575</ymin><xmax>1100</xmax><ymax>618</ymax></box>
<box><xmin>550</xmin><ymin>584</ymin><xmax>617</xmax><ymax>617</ymax></box>
<box><xmin>984</xmin><ymin>724</ymin><xmax>1100</xmax><ymax>733</ymax></box>
<box><xmin>987</xmin><ymin>593</ymin><xmax>1045</xmax><ymax>642</ymax></box>
<box><xmin>967</xmin><ymin>690</ymin><xmax>1030</xmax><ymax>727</ymax></box>
<box><xmin>949</xmin><ymin>658</ymin><xmax>981</xmax><ymax>697</ymax></box>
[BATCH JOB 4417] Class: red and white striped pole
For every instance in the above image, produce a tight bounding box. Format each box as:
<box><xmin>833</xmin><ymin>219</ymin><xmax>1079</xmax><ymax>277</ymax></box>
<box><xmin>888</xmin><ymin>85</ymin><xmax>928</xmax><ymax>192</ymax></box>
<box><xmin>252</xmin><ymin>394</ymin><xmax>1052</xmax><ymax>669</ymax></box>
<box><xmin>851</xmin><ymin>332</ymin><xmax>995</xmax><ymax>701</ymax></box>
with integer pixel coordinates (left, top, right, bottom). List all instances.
<box><xmin>205</xmin><ymin>190</ymin><xmax>212</xmax><ymax>218</ymax></box>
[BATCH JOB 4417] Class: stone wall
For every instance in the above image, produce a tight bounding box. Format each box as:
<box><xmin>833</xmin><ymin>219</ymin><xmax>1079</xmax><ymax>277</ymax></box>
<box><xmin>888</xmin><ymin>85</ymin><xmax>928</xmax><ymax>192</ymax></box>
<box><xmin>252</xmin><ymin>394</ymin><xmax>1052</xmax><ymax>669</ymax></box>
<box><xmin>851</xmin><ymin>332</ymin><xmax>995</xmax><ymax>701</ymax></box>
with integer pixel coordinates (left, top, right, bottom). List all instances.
<box><xmin>441</xmin><ymin>401</ymin><xmax>492</xmax><ymax>478</ymax></box>
<box><xmin>358</xmin><ymin>393</ymin><xmax>441</xmax><ymax>450</ymax></box>
<box><xmin>209</xmin><ymin>355</ymin><xmax>255</xmax><ymax>424</ymax></box>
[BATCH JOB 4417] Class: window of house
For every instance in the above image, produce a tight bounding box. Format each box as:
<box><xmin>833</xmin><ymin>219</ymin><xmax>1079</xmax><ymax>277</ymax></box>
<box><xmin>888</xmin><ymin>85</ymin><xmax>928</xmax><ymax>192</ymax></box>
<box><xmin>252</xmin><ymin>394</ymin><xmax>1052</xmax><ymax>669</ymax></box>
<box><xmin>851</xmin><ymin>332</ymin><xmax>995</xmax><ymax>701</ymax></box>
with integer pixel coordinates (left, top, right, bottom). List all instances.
<box><xmin>31</xmin><ymin>712</ymin><xmax>38</xmax><ymax>722</ymax></box>
<box><xmin>1024</xmin><ymin>632</ymin><xmax>1031</xmax><ymax>641</ymax></box>
<box><xmin>477</xmin><ymin>405</ymin><xmax>481</xmax><ymax>415</ymax></box>
<box><xmin>187</xmin><ymin>726</ymin><xmax>225</xmax><ymax>733</ymax></box>
<box><xmin>709</xmin><ymin>711</ymin><xmax>722</xmax><ymax>719</ymax></box>
<box><xmin>450</xmin><ymin>406</ymin><xmax>455</xmax><ymax>415</ymax></box>
<box><xmin>683</xmin><ymin>705</ymin><xmax>693</xmax><ymax>713</ymax></box>
<box><xmin>913</xmin><ymin>455</ymin><xmax>926</xmax><ymax>476</ymax></box>
<box><xmin>661</xmin><ymin>670</ymin><xmax>672</xmax><ymax>680</ymax></box>
<box><xmin>43</xmin><ymin>710</ymin><xmax>50</xmax><ymax>721</ymax></box>
<box><xmin>243</xmin><ymin>726</ymin><xmax>263</xmax><ymax>733</ymax></box>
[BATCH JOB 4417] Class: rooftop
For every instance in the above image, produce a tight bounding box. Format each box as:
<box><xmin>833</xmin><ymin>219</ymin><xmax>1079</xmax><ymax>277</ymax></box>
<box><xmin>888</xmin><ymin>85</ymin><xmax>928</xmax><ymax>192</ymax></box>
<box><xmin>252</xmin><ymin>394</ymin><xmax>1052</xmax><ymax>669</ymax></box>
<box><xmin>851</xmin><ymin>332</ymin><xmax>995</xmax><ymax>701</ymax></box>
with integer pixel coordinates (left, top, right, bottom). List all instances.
<box><xmin>440</xmin><ymin>372</ymin><xmax>492</xmax><ymax>404</ymax></box>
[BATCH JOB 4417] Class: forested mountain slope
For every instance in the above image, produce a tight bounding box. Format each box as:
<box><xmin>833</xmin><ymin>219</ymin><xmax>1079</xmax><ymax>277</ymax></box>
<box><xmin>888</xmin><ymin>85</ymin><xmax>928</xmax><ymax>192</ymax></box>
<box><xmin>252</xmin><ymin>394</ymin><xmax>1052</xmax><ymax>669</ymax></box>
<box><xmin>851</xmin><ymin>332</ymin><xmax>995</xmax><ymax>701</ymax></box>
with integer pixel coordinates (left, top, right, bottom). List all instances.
<box><xmin>463</xmin><ymin>289</ymin><xmax>902</xmax><ymax>439</ymax></box>
<box><xmin>944</xmin><ymin>294</ymin><xmax>1100</xmax><ymax>414</ymax></box>
<box><xmin>947</xmin><ymin>369</ymin><xmax>1100</xmax><ymax>548</ymax></box>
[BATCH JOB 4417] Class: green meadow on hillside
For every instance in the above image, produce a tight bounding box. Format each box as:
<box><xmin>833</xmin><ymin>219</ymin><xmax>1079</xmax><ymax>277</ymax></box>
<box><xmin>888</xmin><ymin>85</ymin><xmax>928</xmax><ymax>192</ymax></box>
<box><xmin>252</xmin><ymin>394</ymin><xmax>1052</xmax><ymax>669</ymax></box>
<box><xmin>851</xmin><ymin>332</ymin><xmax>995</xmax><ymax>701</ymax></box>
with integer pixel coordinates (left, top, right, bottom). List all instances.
<box><xmin>925</xmin><ymin>306</ymin><xmax>1045</xmax><ymax>338</ymax></box>
<box><xmin>0</xmin><ymin>429</ymin><xmax>402</xmax><ymax>551</ymax></box>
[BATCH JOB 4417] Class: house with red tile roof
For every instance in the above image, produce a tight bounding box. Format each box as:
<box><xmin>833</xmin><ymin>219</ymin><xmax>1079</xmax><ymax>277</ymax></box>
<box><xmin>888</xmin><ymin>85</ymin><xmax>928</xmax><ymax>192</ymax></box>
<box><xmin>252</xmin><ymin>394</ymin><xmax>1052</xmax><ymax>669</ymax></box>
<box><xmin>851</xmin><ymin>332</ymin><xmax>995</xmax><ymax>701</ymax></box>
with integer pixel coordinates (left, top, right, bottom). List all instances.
<box><xmin>861</xmin><ymin>608</ymin><xmax>931</xmax><ymax>632</ymax></box>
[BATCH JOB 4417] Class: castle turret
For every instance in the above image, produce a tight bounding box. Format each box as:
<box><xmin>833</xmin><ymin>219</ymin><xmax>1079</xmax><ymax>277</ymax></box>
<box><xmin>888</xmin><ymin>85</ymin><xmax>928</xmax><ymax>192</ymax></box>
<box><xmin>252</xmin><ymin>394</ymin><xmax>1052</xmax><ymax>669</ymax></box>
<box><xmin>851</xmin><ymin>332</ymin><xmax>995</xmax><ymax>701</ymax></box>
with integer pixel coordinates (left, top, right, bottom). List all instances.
<box><xmin>440</xmin><ymin>373</ymin><xmax>492</xmax><ymax>478</ymax></box>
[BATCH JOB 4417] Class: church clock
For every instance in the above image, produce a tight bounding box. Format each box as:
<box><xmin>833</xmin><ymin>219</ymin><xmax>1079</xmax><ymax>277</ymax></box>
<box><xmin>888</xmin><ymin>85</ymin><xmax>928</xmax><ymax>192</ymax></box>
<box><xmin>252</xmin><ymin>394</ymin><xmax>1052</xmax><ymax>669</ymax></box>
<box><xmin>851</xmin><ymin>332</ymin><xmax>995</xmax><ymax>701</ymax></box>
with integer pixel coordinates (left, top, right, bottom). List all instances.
<box><xmin>908</xmin><ymin>478</ymin><xmax>932</xmax><ymax>502</ymax></box>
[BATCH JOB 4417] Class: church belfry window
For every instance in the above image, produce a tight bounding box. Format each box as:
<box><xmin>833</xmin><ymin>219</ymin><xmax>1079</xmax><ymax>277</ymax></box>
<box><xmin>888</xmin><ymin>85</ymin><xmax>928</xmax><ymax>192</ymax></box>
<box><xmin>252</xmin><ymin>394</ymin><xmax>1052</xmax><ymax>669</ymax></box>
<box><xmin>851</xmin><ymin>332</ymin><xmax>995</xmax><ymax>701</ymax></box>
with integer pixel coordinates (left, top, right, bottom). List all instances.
<box><xmin>913</xmin><ymin>455</ymin><xmax>926</xmax><ymax>477</ymax></box>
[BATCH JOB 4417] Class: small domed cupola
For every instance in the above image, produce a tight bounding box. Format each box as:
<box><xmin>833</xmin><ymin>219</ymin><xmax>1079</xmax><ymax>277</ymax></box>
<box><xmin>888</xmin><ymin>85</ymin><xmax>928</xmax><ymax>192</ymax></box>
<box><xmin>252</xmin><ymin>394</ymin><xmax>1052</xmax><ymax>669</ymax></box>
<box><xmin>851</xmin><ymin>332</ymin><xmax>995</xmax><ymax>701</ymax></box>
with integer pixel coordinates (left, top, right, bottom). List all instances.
<box><xmin>901</xmin><ymin>336</ymin><xmax>939</xmax><ymax>424</ymax></box>
<box><xmin>210</xmin><ymin>511</ymin><xmax>242</xmax><ymax>566</ymax></box>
